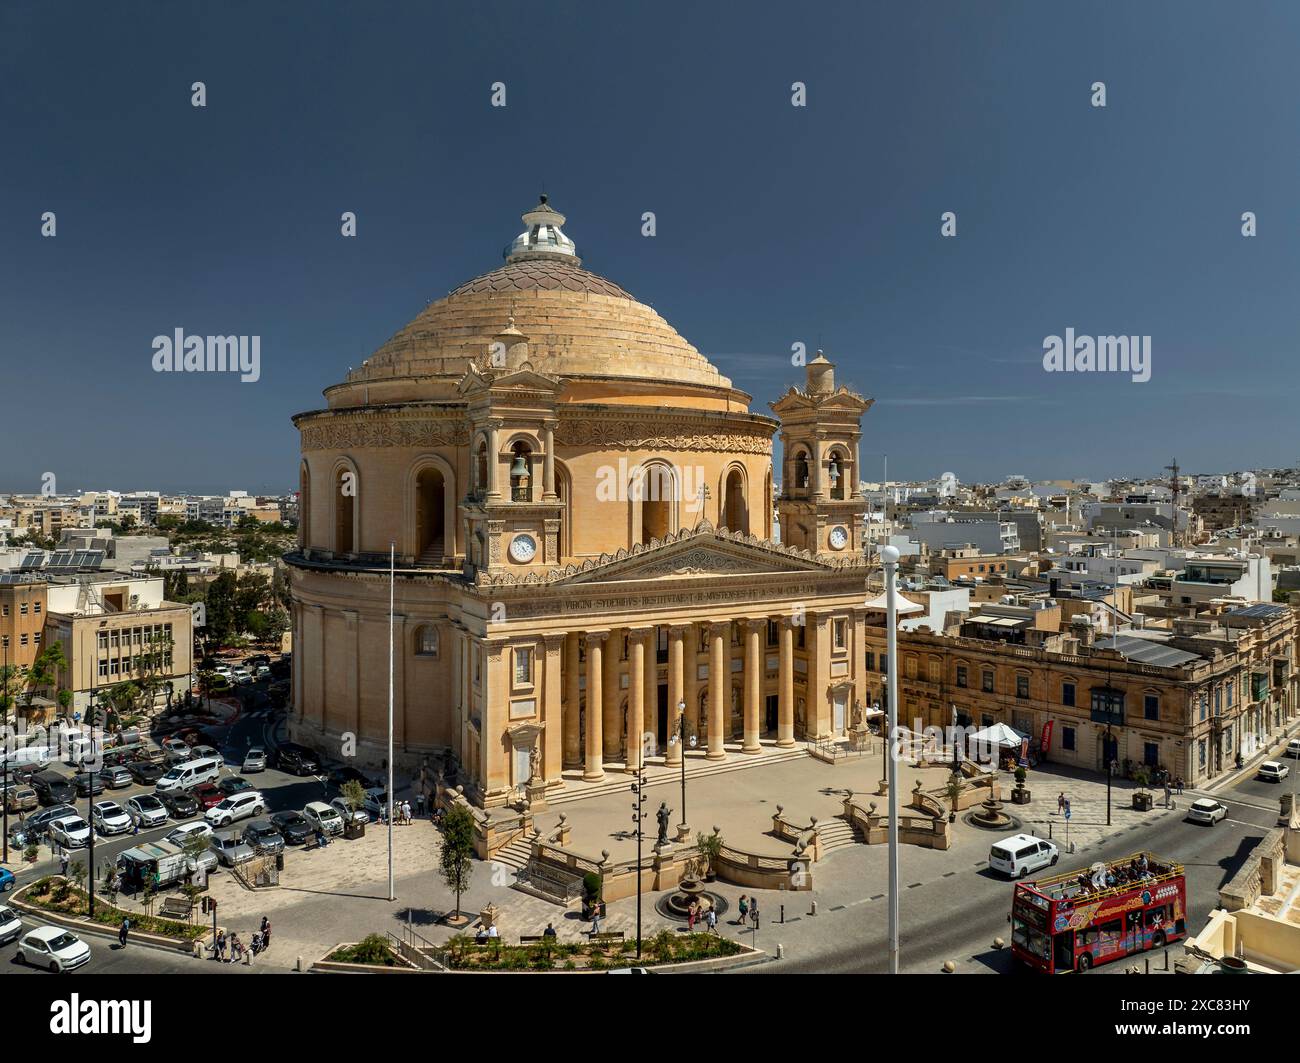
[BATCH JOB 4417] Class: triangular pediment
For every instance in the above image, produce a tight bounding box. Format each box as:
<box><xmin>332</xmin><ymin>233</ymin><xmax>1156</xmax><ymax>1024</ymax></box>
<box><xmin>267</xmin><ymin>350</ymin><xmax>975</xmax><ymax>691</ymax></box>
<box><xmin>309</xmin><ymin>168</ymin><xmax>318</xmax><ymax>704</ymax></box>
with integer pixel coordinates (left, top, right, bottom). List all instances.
<box><xmin>554</xmin><ymin>527</ymin><xmax>836</xmax><ymax>586</ymax></box>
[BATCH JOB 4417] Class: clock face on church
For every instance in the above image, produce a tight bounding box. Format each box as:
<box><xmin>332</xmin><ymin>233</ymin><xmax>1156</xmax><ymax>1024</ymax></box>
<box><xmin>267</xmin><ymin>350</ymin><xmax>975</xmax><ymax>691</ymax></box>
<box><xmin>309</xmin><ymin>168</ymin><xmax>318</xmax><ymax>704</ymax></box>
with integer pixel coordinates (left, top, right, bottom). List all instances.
<box><xmin>508</xmin><ymin>533</ymin><xmax>538</xmax><ymax>563</ymax></box>
<box><xmin>828</xmin><ymin>526</ymin><xmax>849</xmax><ymax>551</ymax></box>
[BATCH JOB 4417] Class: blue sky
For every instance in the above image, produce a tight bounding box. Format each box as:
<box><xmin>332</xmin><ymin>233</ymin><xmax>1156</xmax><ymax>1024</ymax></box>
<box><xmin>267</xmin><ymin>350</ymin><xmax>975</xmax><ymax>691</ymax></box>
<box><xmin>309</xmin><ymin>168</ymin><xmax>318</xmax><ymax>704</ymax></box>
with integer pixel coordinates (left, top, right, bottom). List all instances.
<box><xmin>2</xmin><ymin>0</ymin><xmax>1298</xmax><ymax>493</ymax></box>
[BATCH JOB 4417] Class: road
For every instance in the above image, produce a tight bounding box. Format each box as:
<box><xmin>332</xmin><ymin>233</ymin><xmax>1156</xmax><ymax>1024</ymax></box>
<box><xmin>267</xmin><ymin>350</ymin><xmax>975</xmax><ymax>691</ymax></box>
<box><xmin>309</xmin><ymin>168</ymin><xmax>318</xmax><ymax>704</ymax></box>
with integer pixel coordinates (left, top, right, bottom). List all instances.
<box><xmin>754</xmin><ymin>774</ymin><xmax>1283</xmax><ymax>975</ymax></box>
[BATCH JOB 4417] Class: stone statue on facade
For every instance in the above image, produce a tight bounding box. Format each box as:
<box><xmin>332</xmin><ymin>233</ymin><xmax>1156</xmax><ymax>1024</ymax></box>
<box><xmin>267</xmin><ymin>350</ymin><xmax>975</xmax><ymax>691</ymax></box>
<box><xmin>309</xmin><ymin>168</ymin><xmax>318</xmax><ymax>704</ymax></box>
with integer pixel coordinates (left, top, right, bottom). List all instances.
<box><xmin>656</xmin><ymin>801</ymin><xmax>671</xmax><ymax>847</ymax></box>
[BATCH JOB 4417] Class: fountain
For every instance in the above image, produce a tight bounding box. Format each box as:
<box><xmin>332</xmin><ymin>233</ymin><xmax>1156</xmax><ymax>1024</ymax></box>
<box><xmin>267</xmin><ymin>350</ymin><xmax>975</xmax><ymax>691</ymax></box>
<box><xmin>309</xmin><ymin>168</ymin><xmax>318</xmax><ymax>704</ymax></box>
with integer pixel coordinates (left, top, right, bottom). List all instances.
<box><xmin>655</xmin><ymin>875</ymin><xmax>729</xmax><ymax>922</ymax></box>
<box><xmin>967</xmin><ymin>794</ymin><xmax>1014</xmax><ymax>830</ymax></box>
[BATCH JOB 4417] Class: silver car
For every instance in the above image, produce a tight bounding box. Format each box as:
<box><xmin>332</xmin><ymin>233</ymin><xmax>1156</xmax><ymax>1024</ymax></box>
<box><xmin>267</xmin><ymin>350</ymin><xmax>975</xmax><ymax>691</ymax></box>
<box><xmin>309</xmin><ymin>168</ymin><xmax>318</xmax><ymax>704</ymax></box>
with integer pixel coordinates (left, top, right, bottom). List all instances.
<box><xmin>208</xmin><ymin>829</ymin><xmax>255</xmax><ymax>867</ymax></box>
<box><xmin>126</xmin><ymin>793</ymin><xmax>169</xmax><ymax>828</ymax></box>
<box><xmin>242</xmin><ymin>747</ymin><xmax>268</xmax><ymax>773</ymax></box>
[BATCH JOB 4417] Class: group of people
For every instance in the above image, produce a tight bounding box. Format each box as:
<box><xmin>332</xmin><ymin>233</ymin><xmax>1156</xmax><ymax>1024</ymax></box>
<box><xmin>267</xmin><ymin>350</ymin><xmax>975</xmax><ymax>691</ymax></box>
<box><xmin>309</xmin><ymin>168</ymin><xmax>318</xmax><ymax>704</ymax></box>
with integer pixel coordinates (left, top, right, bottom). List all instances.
<box><xmin>685</xmin><ymin>899</ymin><xmax>719</xmax><ymax>934</ymax></box>
<box><xmin>1074</xmin><ymin>855</ymin><xmax>1160</xmax><ymax>897</ymax></box>
<box><xmin>211</xmin><ymin>916</ymin><xmax>272</xmax><ymax>964</ymax></box>
<box><xmin>736</xmin><ymin>894</ymin><xmax>761</xmax><ymax>930</ymax></box>
<box><xmin>380</xmin><ymin>800</ymin><xmax>417</xmax><ymax>825</ymax></box>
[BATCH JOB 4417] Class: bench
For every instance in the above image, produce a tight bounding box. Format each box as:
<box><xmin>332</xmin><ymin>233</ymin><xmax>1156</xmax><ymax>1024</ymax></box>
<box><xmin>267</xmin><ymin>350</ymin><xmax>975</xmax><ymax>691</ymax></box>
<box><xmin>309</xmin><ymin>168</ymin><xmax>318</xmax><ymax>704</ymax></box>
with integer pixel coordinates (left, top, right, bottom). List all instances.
<box><xmin>159</xmin><ymin>896</ymin><xmax>193</xmax><ymax>922</ymax></box>
<box><xmin>589</xmin><ymin>931</ymin><xmax>625</xmax><ymax>943</ymax></box>
<box><xmin>519</xmin><ymin>934</ymin><xmax>558</xmax><ymax>944</ymax></box>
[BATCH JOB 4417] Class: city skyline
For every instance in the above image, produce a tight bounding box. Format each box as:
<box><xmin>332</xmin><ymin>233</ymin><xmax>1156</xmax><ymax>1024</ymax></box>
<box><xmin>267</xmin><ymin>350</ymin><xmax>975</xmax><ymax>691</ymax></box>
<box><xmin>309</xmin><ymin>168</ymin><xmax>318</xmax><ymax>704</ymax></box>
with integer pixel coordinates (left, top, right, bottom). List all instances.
<box><xmin>4</xmin><ymin>1</ymin><xmax>1299</xmax><ymax>492</ymax></box>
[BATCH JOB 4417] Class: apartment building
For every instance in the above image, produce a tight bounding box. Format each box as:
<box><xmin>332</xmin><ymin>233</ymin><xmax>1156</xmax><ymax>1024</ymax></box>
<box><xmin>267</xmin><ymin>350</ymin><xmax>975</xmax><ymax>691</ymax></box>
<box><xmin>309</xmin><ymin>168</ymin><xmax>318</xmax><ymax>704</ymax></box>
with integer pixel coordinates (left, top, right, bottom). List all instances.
<box><xmin>0</xmin><ymin>574</ymin><xmax>48</xmax><ymax>670</ymax></box>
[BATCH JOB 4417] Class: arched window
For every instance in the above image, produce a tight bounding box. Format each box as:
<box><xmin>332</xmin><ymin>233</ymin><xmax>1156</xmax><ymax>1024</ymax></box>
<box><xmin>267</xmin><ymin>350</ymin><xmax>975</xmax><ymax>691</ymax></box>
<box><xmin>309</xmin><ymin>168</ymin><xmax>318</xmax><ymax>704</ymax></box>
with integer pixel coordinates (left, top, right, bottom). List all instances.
<box><xmin>415</xmin><ymin>466</ymin><xmax>446</xmax><ymax>564</ymax></box>
<box><xmin>722</xmin><ymin>467</ymin><xmax>748</xmax><ymax>534</ymax></box>
<box><xmin>510</xmin><ymin>441</ymin><xmax>533</xmax><ymax>502</ymax></box>
<box><xmin>298</xmin><ymin>461</ymin><xmax>310</xmax><ymax>550</ymax></box>
<box><xmin>474</xmin><ymin>439</ymin><xmax>488</xmax><ymax>495</ymax></box>
<box><xmin>415</xmin><ymin>626</ymin><xmax>439</xmax><ymax>657</ymax></box>
<box><xmin>333</xmin><ymin>464</ymin><xmax>356</xmax><ymax>555</ymax></box>
<box><xmin>639</xmin><ymin>463</ymin><xmax>677</xmax><ymax>544</ymax></box>
<box><xmin>792</xmin><ymin>449</ymin><xmax>811</xmax><ymax>492</ymax></box>
<box><xmin>828</xmin><ymin>447</ymin><xmax>851</xmax><ymax>501</ymax></box>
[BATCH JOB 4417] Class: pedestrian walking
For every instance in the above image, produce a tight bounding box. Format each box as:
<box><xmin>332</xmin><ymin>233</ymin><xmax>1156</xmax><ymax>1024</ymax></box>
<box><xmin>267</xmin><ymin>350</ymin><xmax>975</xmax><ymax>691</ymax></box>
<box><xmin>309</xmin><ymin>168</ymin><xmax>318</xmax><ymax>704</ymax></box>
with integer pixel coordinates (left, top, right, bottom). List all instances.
<box><xmin>590</xmin><ymin>908</ymin><xmax>603</xmax><ymax>936</ymax></box>
<box><xmin>705</xmin><ymin>908</ymin><xmax>718</xmax><ymax>935</ymax></box>
<box><xmin>215</xmin><ymin>930</ymin><xmax>227</xmax><ymax>961</ymax></box>
<box><xmin>415</xmin><ymin>792</ymin><xmax>426</xmax><ymax>817</ymax></box>
<box><xmin>1176</xmin><ymin>775</ymin><xmax>1185</xmax><ymax>795</ymax></box>
<box><xmin>229</xmin><ymin>933</ymin><xmax>243</xmax><ymax>964</ymax></box>
<box><xmin>260</xmin><ymin>916</ymin><xmax>271</xmax><ymax>950</ymax></box>
<box><xmin>687</xmin><ymin>899</ymin><xmax>698</xmax><ymax>931</ymax></box>
<box><xmin>1163</xmin><ymin>783</ymin><xmax>1173</xmax><ymax>809</ymax></box>
<box><xmin>250</xmin><ymin>931</ymin><xmax>262</xmax><ymax>958</ymax></box>
<box><xmin>1057</xmin><ymin>792</ymin><xmax>1065</xmax><ymax>814</ymax></box>
<box><xmin>118</xmin><ymin>917</ymin><xmax>130</xmax><ymax>948</ymax></box>
<box><xmin>59</xmin><ymin>853</ymin><xmax>69</xmax><ymax>877</ymax></box>
<box><xmin>750</xmin><ymin>898</ymin><xmax>760</xmax><ymax>930</ymax></box>
<box><xmin>737</xmin><ymin>894</ymin><xmax>749</xmax><ymax>925</ymax></box>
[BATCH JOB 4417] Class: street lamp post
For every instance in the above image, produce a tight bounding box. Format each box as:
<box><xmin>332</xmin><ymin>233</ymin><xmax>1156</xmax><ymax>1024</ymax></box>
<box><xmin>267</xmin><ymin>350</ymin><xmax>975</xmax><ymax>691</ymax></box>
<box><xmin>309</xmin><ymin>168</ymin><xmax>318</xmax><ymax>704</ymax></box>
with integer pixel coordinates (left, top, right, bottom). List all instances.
<box><xmin>881</xmin><ymin>544</ymin><xmax>902</xmax><ymax>975</ymax></box>
<box><xmin>1106</xmin><ymin>718</ymin><xmax>1114</xmax><ymax>827</ymax></box>
<box><xmin>630</xmin><ymin>766</ymin><xmax>647</xmax><ymax>960</ymax></box>
<box><xmin>675</xmin><ymin>700</ymin><xmax>688</xmax><ymax>832</ymax></box>
<box><xmin>2</xmin><ymin>635</ymin><xmax>9</xmax><ymax>864</ymax></box>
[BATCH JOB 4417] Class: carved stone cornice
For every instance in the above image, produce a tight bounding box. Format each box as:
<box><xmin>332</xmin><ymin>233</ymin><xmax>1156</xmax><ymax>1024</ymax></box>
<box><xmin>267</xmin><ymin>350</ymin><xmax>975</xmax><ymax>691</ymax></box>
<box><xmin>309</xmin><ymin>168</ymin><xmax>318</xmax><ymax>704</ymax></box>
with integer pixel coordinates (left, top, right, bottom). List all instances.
<box><xmin>555</xmin><ymin>412</ymin><xmax>772</xmax><ymax>455</ymax></box>
<box><xmin>300</xmin><ymin>411</ymin><xmax>471</xmax><ymax>451</ymax></box>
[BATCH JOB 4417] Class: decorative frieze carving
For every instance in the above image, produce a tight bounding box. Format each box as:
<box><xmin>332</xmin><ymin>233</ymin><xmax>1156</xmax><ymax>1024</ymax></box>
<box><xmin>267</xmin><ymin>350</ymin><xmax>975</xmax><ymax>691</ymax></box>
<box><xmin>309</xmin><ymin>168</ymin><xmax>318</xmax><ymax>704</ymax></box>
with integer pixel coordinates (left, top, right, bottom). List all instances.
<box><xmin>300</xmin><ymin>415</ymin><xmax>471</xmax><ymax>451</ymax></box>
<box><xmin>556</xmin><ymin>417</ymin><xmax>772</xmax><ymax>455</ymax></box>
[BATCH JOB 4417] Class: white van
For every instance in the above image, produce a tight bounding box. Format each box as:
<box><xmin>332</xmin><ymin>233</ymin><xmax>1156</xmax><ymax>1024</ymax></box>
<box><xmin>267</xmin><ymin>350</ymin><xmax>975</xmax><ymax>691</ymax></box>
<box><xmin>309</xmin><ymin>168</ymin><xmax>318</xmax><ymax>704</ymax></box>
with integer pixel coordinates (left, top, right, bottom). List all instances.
<box><xmin>155</xmin><ymin>756</ymin><xmax>223</xmax><ymax>793</ymax></box>
<box><xmin>989</xmin><ymin>833</ymin><xmax>1059</xmax><ymax>878</ymax></box>
<box><xmin>303</xmin><ymin>801</ymin><xmax>344</xmax><ymax>836</ymax></box>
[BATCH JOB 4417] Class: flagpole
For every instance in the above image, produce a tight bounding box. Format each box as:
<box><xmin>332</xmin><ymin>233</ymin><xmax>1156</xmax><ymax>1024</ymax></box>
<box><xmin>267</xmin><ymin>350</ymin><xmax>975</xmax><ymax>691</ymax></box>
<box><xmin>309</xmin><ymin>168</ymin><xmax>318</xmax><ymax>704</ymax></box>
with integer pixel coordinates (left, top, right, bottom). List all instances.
<box><xmin>882</xmin><ymin>544</ymin><xmax>901</xmax><ymax>974</ymax></box>
<box><xmin>388</xmin><ymin>542</ymin><xmax>395</xmax><ymax>902</ymax></box>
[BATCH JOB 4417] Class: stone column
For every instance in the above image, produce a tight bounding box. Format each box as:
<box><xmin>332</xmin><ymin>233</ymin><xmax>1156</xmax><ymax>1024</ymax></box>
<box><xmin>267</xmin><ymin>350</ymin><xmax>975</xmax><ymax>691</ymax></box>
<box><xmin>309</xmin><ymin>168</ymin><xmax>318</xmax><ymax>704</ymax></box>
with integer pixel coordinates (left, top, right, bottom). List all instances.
<box><xmin>778</xmin><ymin>616</ymin><xmax>796</xmax><ymax>746</ymax></box>
<box><xmin>563</xmin><ymin>632</ymin><xmax>581</xmax><ymax>768</ymax></box>
<box><xmin>542</xmin><ymin>421</ymin><xmax>557</xmax><ymax>501</ymax></box>
<box><xmin>584</xmin><ymin>633</ymin><xmax>606</xmax><ymax>781</ymax></box>
<box><xmin>684</xmin><ymin>623</ymin><xmax>700</xmax><ymax>745</ymax></box>
<box><xmin>743</xmin><ymin>619</ymin><xmax>763</xmax><ymax>754</ymax></box>
<box><xmin>666</xmin><ymin>625</ymin><xmax>686</xmax><ymax>765</ymax></box>
<box><xmin>603</xmin><ymin>627</ymin><xmax>622</xmax><ymax>761</ymax></box>
<box><xmin>486</xmin><ymin>421</ymin><xmax>502</xmax><ymax>500</ymax></box>
<box><xmin>707</xmin><ymin>622</ymin><xmax>729</xmax><ymax>760</ymax></box>
<box><xmin>642</xmin><ymin>626</ymin><xmax>657</xmax><ymax>753</ymax></box>
<box><xmin>543</xmin><ymin>634</ymin><xmax>564</xmax><ymax>783</ymax></box>
<box><xmin>628</xmin><ymin>629</ymin><xmax>647</xmax><ymax>772</ymax></box>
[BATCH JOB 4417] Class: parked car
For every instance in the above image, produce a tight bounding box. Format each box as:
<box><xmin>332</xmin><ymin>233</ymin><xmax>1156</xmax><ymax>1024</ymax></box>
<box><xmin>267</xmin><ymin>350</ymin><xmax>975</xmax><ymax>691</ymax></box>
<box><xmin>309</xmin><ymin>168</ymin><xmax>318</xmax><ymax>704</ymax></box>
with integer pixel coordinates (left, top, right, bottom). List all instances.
<box><xmin>91</xmin><ymin>801</ymin><xmax>133</xmax><ymax>836</ymax></box>
<box><xmin>73</xmin><ymin>771</ymin><xmax>106</xmax><ymax>797</ymax></box>
<box><xmin>18</xmin><ymin>926</ymin><xmax>91</xmax><ymax>972</ymax></box>
<box><xmin>242</xmin><ymin>747</ymin><xmax>268</xmax><ymax>773</ymax></box>
<box><xmin>155</xmin><ymin>757</ymin><xmax>223</xmax><ymax>794</ymax></box>
<box><xmin>125</xmin><ymin>794</ymin><xmax>169</xmax><ymax>829</ymax></box>
<box><xmin>189</xmin><ymin>745</ymin><xmax>222</xmax><ymax>763</ymax></box>
<box><xmin>330</xmin><ymin>796</ymin><xmax>369</xmax><ymax>825</ymax></box>
<box><xmin>128</xmin><ymin>761</ymin><xmax>167</xmax><ymax>786</ymax></box>
<box><xmin>165</xmin><ymin>820</ymin><xmax>213</xmax><ymax>848</ymax></box>
<box><xmin>1186</xmin><ymin>798</ymin><xmax>1228</xmax><ymax>825</ymax></box>
<box><xmin>213</xmin><ymin>665</ymin><xmax>234</xmax><ymax>680</ymax></box>
<box><xmin>2</xmin><ymin>784</ymin><xmax>38</xmax><ymax>813</ymax></box>
<box><xmin>242</xmin><ymin>819</ymin><xmax>286</xmax><ymax>855</ymax></box>
<box><xmin>157</xmin><ymin>789</ymin><xmax>202</xmax><ymax>820</ymax></box>
<box><xmin>276</xmin><ymin>744</ymin><xmax>320</xmax><ymax>776</ymax></box>
<box><xmin>31</xmin><ymin>771</ymin><xmax>76</xmax><ymax>806</ymax></box>
<box><xmin>205</xmin><ymin>791</ymin><xmax>266</xmax><ymax>827</ymax></box>
<box><xmin>269</xmin><ymin>810</ymin><xmax>313</xmax><ymax>845</ymax></box>
<box><xmin>1258</xmin><ymin>760</ymin><xmax>1290</xmax><ymax>783</ymax></box>
<box><xmin>1285</xmin><ymin>738</ymin><xmax>1300</xmax><ymax>759</ymax></box>
<box><xmin>303</xmin><ymin>801</ymin><xmax>344</xmax><ymax>836</ymax></box>
<box><xmin>361</xmin><ymin>787</ymin><xmax>390</xmax><ymax>820</ymax></box>
<box><xmin>208</xmin><ymin>828</ymin><xmax>255</xmax><ymax>867</ymax></box>
<box><xmin>328</xmin><ymin>764</ymin><xmax>377</xmax><ymax>788</ymax></box>
<box><xmin>218</xmin><ymin>775</ymin><xmax>253</xmax><ymax>797</ymax></box>
<box><xmin>0</xmin><ymin>867</ymin><xmax>14</xmax><ymax>893</ymax></box>
<box><xmin>15</xmin><ymin>804</ymin><xmax>79</xmax><ymax>844</ymax></box>
<box><xmin>98</xmin><ymin>764</ymin><xmax>133</xmax><ymax>790</ymax></box>
<box><xmin>0</xmin><ymin>903</ymin><xmax>22</xmax><ymax>945</ymax></box>
<box><xmin>192</xmin><ymin>782</ymin><xmax>225</xmax><ymax>810</ymax></box>
<box><xmin>49</xmin><ymin>815</ymin><xmax>92</xmax><ymax>849</ymax></box>
<box><xmin>161</xmin><ymin>737</ymin><xmax>192</xmax><ymax>762</ymax></box>
<box><xmin>254</xmin><ymin>665</ymin><xmax>271</xmax><ymax>680</ymax></box>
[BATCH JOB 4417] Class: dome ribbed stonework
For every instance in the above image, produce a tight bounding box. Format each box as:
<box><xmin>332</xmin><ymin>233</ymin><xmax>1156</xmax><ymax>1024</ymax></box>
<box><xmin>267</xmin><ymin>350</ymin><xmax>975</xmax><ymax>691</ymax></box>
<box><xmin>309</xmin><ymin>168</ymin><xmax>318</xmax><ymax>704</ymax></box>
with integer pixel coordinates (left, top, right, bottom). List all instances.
<box><xmin>448</xmin><ymin>260</ymin><xmax>634</xmax><ymax>299</ymax></box>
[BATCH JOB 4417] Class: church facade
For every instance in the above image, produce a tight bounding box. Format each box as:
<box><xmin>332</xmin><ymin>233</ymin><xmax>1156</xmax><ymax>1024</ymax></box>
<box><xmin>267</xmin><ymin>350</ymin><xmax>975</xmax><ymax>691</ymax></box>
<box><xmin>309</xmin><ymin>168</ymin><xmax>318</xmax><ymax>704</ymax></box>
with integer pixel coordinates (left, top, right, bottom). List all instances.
<box><xmin>287</xmin><ymin>197</ymin><xmax>876</xmax><ymax>806</ymax></box>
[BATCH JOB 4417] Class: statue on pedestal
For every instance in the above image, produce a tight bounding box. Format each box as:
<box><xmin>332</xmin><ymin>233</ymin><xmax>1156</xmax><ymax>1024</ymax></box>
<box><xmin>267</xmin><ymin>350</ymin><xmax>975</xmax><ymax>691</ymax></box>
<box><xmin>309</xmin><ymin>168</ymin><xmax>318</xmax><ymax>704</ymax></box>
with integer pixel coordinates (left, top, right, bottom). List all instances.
<box><xmin>656</xmin><ymin>802</ymin><xmax>672</xmax><ymax>847</ymax></box>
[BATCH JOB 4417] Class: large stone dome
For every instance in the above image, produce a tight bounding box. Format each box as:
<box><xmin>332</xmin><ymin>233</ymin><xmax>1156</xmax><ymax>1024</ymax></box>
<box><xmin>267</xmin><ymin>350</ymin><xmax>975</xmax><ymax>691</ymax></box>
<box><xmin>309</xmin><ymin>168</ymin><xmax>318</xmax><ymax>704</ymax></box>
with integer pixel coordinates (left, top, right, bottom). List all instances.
<box><xmin>325</xmin><ymin>197</ymin><xmax>740</xmax><ymax>410</ymax></box>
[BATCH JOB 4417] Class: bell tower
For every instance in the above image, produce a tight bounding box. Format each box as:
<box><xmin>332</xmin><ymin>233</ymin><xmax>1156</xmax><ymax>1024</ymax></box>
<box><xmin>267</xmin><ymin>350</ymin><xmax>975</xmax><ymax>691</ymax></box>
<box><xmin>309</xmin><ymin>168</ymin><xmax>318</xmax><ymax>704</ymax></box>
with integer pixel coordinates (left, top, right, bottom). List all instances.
<box><xmin>770</xmin><ymin>351</ymin><xmax>873</xmax><ymax>557</ymax></box>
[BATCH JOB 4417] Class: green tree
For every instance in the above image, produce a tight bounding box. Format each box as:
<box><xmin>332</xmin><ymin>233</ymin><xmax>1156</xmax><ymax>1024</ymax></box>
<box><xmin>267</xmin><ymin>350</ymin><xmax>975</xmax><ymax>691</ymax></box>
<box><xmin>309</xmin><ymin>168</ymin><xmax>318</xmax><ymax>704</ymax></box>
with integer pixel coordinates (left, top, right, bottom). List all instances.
<box><xmin>439</xmin><ymin>804</ymin><xmax>475</xmax><ymax>920</ymax></box>
<box><xmin>340</xmin><ymin>779</ymin><xmax>366</xmax><ymax>816</ymax></box>
<box><xmin>204</xmin><ymin>570</ymin><xmax>239</xmax><ymax>646</ymax></box>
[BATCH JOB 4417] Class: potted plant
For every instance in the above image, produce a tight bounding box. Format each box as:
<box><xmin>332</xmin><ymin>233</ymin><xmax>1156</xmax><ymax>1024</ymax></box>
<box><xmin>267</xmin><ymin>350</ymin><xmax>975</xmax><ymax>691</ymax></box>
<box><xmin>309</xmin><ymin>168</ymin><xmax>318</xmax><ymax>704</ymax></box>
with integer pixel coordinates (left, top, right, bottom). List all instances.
<box><xmin>1011</xmin><ymin>765</ymin><xmax>1031</xmax><ymax>805</ymax></box>
<box><xmin>340</xmin><ymin>779</ymin><xmax>367</xmax><ymax>839</ymax></box>
<box><xmin>944</xmin><ymin>773</ymin><xmax>966</xmax><ymax>822</ymax></box>
<box><xmin>695</xmin><ymin>828</ymin><xmax>724</xmax><ymax>881</ymax></box>
<box><xmin>580</xmin><ymin>872</ymin><xmax>602</xmax><ymax>921</ymax></box>
<box><xmin>1132</xmin><ymin>767</ymin><xmax>1154</xmax><ymax>811</ymax></box>
<box><xmin>23</xmin><ymin>842</ymin><xmax>38</xmax><ymax>864</ymax></box>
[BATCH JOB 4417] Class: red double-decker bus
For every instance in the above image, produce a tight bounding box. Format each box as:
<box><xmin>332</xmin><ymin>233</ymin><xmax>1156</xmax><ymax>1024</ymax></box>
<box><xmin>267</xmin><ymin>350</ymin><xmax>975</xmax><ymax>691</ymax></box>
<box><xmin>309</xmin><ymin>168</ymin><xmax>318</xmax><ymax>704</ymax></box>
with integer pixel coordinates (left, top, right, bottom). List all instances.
<box><xmin>1010</xmin><ymin>851</ymin><xmax>1186</xmax><ymax>973</ymax></box>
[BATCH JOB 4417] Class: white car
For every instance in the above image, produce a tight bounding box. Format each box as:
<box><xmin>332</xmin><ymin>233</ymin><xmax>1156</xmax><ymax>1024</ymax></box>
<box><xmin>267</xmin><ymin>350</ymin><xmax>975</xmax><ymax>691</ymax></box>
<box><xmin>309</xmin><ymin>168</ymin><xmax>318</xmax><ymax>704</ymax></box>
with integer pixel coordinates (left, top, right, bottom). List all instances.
<box><xmin>1186</xmin><ymin>798</ymin><xmax>1228</xmax><ymax>825</ymax></box>
<box><xmin>49</xmin><ymin>815</ymin><xmax>91</xmax><ymax>849</ymax></box>
<box><xmin>126</xmin><ymin>794</ymin><xmax>169</xmax><ymax>828</ymax></box>
<box><xmin>91</xmin><ymin>801</ymin><xmax>133</xmax><ymax>836</ymax></box>
<box><xmin>165</xmin><ymin>820</ymin><xmax>213</xmax><ymax>847</ymax></box>
<box><xmin>205</xmin><ymin>791</ymin><xmax>266</xmax><ymax>827</ymax></box>
<box><xmin>213</xmin><ymin>665</ymin><xmax>233</xmax><ymax>679</ymax></box>
<box><xmin>254</xmin><ymin>665</ymin><xmax>271</xmax><ymax>679</ymax></box>
<box><xmin>330</xmin><ymin>797</ymin><xmax>369</xmax><ymax>824</ymax></box>
<box><xmin>0</xmin><ymin>904</ymin><xmax>23</xmax><ymax>946</ymax></box>
<box><xmin>189</xmin><ymin>745</ymin><xmax>222</xmax><ymax>763</ymax></box>
<box><xmin>1258</xmin><ymin>760</ymin><xmax>1290</xmax><ymax>783</ymax></box>
<box><xmin>242</xmin><ymin>747</ymin><xmax>267</xmax><ymax>773</ymax></box>
<box><xmin>231</xmin><ymin>668</ymin><xmax>253</xmax><ymax>684</ymax></box>
<box><xmin>18</xmin><ymin>926</ymin><xmax>91</xmax><ymax>972</ymax></box>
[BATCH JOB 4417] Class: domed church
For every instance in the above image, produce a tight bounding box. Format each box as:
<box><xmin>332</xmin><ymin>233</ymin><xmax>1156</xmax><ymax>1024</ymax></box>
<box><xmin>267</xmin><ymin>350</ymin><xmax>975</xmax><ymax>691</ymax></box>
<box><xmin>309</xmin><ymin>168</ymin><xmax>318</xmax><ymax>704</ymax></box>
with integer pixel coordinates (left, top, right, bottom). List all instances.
<box><xmin>288</xmin><ymin>197</ymin><xmax>877</xmax><ymax>806</ymax></box>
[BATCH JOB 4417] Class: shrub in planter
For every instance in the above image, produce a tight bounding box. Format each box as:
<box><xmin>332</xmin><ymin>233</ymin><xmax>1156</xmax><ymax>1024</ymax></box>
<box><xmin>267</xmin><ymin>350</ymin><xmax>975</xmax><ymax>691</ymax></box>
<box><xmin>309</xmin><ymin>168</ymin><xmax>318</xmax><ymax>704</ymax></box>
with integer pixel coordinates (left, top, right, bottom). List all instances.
<box><xmin>23</xmin><ymin>843</ymin><xmax>38</xmax><ymax>863</ymax></box>
<box><xmin>581</xmin><ymin>871</ymin><xmax>602</xmax><ymax>919</ymax></box>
